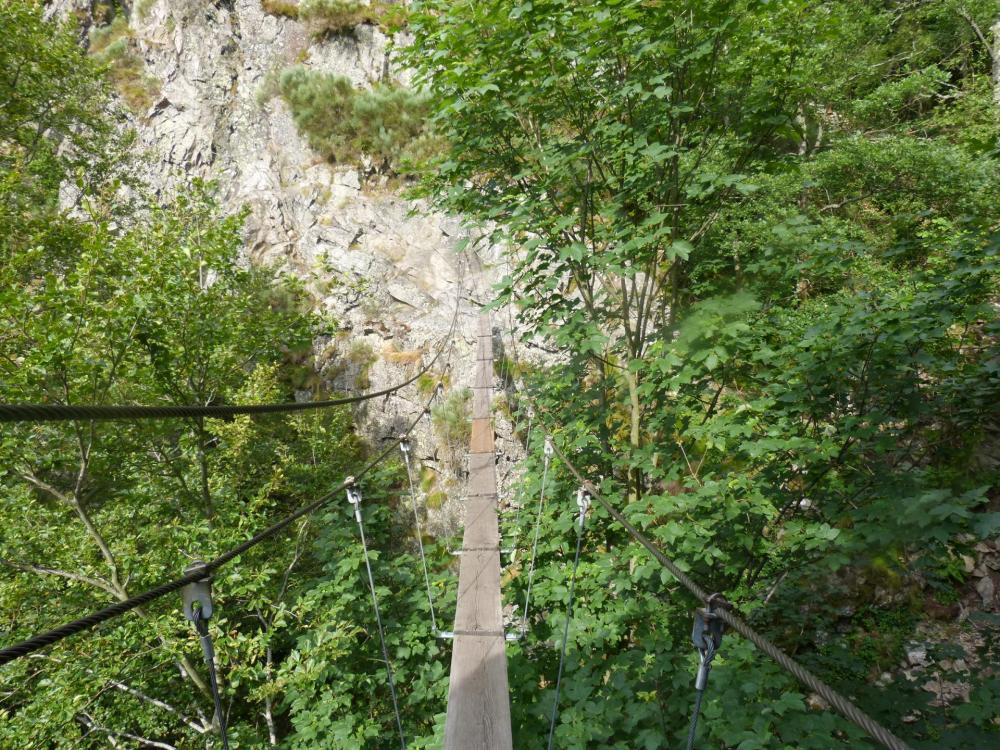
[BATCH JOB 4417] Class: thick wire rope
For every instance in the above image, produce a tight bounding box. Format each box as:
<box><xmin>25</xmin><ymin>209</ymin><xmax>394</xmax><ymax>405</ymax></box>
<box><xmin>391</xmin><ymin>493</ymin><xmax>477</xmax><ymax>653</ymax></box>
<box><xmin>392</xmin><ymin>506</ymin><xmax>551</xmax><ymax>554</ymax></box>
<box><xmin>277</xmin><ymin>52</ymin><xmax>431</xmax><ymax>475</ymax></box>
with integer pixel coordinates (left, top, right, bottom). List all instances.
<box><xmin>194</xmin><ymin>619</ymin><xmax>230</xmax><ymax>750</ymax></box>
<box><xmin>401</xmin><ymin>444</ymin><xmax>438</xmax><ymax>634</ymax></box>
<box><xmin>519</xmin><ymin>441</ymin><xmax>551</xmax><ymax>635</ymax></box>
<box><xmin>685</xmin><ymin>686</ymin><xmax>705</xmax><ymax>750</ymax></box>
<box><xmin>539</xmin><ymin>431</ymin><xmax>915</xmax><ymax>750</ymax></box>
<box><xmin>350</xmin><ymin>488</ymin><xmax>407</xmax><ymax>750</ymax></box>
<box><xmin>0</xmin><ymin>264</ymin><xmax>468</xmax><ymax>666</ymax></box>
<box><xmin>546</xmin><ymin>492</ymin><xmax>587</xmax><ymax>750</ymax></box>
<box><xmin>0</xmin><ymin>295</ymin><xmax>462</xmax><ymax>424</ymax></box>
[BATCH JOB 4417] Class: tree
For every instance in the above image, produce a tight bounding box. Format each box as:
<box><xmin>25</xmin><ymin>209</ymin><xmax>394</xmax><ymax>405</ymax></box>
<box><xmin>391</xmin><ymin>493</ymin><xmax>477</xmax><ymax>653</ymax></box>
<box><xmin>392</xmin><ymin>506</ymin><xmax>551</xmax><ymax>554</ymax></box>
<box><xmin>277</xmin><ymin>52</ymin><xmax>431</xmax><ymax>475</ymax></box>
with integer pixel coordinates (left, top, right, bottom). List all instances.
<box><xmin>407</xmin><ymin>1</ymin><xmax>1000</xmax><ymax>746</ymax></box>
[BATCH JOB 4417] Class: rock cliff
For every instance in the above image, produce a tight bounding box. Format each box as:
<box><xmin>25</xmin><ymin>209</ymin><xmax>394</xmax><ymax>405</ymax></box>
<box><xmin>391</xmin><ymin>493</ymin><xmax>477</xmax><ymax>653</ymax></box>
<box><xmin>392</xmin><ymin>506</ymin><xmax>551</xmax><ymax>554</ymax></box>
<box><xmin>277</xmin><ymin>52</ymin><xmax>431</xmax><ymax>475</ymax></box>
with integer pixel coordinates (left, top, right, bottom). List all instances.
<box><xmin>47</xmin><ymin>0</ymin><xmax>526</xmax><ymax>537</ymax></box>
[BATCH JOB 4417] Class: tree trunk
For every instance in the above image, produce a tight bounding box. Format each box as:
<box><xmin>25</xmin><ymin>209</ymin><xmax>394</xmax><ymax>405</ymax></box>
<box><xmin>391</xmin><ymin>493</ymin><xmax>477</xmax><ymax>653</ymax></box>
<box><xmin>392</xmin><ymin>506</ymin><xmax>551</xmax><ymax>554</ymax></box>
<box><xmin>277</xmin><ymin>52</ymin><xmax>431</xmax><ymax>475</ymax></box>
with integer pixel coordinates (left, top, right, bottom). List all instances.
<box><xmin>993</xmin><ymin>20</ymin><xmax>1000</xmax><ymax>106</ymax></box>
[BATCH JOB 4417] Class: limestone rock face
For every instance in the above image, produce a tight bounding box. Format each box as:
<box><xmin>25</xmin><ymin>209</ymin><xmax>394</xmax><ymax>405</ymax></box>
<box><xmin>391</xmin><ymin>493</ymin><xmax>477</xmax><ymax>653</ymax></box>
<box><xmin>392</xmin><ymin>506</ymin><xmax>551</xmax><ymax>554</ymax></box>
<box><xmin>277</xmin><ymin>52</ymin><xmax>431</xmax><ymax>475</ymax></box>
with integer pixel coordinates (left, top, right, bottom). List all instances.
<box><xmin>48</xmin><ymin>0</ymin><xmax>526</xmax><ymax>535</ymax></box>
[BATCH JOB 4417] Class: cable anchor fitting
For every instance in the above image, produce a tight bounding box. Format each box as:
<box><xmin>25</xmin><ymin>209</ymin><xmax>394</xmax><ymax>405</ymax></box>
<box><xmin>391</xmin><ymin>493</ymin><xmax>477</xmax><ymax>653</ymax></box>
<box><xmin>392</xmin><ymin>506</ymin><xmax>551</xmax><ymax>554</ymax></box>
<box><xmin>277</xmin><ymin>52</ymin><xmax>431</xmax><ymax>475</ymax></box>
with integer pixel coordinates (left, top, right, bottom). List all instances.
<box><xmin>346</xmin><ymin>477</ymin><xmax>362</xmax><ymax>523</ymax></box>
<box><xmin>691</xmin><ymin>595</ymin><xmax>726</xmax><ymax>690</ymax></box>
<box><xmin>399</xmin><ymin>436</ymin><xmax>411</xmax><ymax>456</ymax></box>
<box><xmin>543</xmin><ymin>437</ymin><xmax>554</xmax><ymax>458</ymax></box>
<box><xmin>181</xmin><ymin>562</ymin><xmax>230</xmax><ymax>750</ymax></box>
<box><xmin>575</xmin><ymin>487</ymin><xmax>591</xmax><ymax>530</ymax></box>
<box><xmin>182</xmin><ymin>562</ymin><xmax>214</xmax><ymax>625</ymax></box>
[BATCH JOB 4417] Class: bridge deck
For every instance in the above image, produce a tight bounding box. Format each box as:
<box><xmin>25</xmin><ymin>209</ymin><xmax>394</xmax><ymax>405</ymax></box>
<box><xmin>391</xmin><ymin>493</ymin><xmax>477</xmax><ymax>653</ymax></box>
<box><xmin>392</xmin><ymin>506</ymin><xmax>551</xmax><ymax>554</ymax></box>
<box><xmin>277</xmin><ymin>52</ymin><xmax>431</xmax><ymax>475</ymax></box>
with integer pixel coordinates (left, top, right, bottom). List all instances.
<box><xmin>442</xmin><ymin>313</ymin><xmax>513</xmax><ymax>750</ymax></box>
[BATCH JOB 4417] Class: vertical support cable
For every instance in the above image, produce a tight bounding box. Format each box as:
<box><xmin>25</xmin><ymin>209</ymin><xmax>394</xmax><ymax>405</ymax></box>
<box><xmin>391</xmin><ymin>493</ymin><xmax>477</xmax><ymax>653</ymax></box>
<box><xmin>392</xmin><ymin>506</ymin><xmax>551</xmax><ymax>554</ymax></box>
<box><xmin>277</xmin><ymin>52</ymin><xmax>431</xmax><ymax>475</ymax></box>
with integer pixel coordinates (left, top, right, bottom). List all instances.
<box><xmin>181</xmin><ymin>564</ymin><xmax>230</xmax><ymax>750</ymax></box>
<box><xmin>520</xmin><ymin>437</ymin><xmax>553</xmax><ymax>635</ymax></box>
<box><xmin>546</xmin><ymin>488</ymin><xmax>590</xmax><ymax>750</ymax></box>
<box><xmin>509</xmin><ymin>408</ymin><xmax>534</xmax><ymax>541</ymax></box>
<box><xmin>400</xmin><ymin>438</ymin><xmax>438</xmax><ymax>635</ymax></box>
<box><xmin>348</xmin><ymin>482</ymin><xmax>407</xmax><ymax>750</ymax></box>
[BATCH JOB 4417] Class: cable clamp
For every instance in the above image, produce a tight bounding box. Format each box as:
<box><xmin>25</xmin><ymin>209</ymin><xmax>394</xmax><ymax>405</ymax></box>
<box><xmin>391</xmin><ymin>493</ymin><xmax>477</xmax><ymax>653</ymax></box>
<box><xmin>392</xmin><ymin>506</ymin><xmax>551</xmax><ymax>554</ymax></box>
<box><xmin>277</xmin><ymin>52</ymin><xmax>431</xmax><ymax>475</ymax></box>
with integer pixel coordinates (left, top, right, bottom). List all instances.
<box><xmin>346</xmin><ymin>478</ymin><xmax>362</xmax><ymax>522</ymax></box>
<box><xmin>399</xmin><ymin>436</ymin><xmax>411</xmax><ymax>456</ymax></box>
<box><xmin>181</xmin><ymin>562</ymin><xmax>213</xmax><ymax>623</ymax></box>
<box><xmin>691</xmin><ymin>594</ymin><xmax>727</xmax><ymax>690</ymax></box>
<box><xmin>575</xmin><ymin>487</ymin><xmax>591</xmax><ymax>529</ymax></box>
<box><xmin>543</xmin><ymin>437</ymin><xmax>554</xmax><ymax>457</ymax></box>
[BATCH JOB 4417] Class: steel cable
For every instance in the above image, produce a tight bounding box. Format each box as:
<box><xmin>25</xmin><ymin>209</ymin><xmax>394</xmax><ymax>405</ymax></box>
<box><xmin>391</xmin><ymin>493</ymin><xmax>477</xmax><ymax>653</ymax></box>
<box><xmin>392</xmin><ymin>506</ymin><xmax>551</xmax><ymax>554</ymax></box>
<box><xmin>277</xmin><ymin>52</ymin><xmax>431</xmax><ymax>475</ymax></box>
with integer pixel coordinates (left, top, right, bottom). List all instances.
<box><xmin>401</xmin><ymin>445</ymin><xmax>439</xmax><ymax>635</ymax></box>
<box><xmin>0</xmin><ymin>261</ymin><xmax>467</xmax><ymax>425</ymax></box>
<box><xmin>540</xmin><ymin>429</ymin><xmax>915</xmax><ymax>750</ymax></box>
<box><xmin>519</xmin><ymin>442</ymin><xmax>551</xmax><ymax>635</ymax></box>
<box><xmin>0</xmin><ymin>266</ymin><xmax>467</xmax><ymax>666</ymax></box>
<box><xmin>349</xmin><ymin>486</ymin><xmax>407</xmax><ymax>750</ymax></box>
<box><xmin>194</xmin><ymin>619</ymin><xmax>230</xmax><ymax>750</ymax></box>
<box><xmin>545</xmin><ymin>489</ymin><xmax>588</xmax><ymax>750</ymax></box>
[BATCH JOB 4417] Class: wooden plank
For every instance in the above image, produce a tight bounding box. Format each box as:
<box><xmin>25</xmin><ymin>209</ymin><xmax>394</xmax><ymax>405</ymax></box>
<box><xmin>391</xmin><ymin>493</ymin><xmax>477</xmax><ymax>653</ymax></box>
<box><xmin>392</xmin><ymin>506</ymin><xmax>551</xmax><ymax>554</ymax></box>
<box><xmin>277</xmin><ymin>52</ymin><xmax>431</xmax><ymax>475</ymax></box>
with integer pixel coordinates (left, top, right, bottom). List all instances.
<box><xmin>472</xmin><ymin>388</ymin><xmax>491</xmax><ymax>419</ymax></box>
<box><xmin>474</xmin><ymin>367</ymin><xmax>493</xmax><ymax>388</ymax></box>
<box><xmin>470</xmin><ymin>418</ymin><xmax>494</xmax><ymax>454</ymax></box>
<box><xmin>443</xmin><ymin>636</ymin><xmax>512</xmax><ymax>750</ymax></box>
<box><xmin>444</xmin><ymin>312</ymin><xmax>512</xmax><ymax>750</ymax></box>
<box><xmin>467</xmin><ymin>461</ymin><xmax>497</xmax><ymax>496</ymax></box>
<box><xmin>477</xmin><ymin>335</ymin><xmax>494</xmax><ymax>360</ymax></box>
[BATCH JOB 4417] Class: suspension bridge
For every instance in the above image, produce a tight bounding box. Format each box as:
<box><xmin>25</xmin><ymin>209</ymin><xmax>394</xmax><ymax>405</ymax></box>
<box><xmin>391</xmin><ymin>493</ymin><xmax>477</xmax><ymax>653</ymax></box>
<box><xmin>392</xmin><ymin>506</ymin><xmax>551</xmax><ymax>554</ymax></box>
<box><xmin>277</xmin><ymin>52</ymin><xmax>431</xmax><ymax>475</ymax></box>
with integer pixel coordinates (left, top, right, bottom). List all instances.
<box><xmin>0</xmin><ymin>263</ymin><xmax>917</xmax><ymax>750</ymax></box>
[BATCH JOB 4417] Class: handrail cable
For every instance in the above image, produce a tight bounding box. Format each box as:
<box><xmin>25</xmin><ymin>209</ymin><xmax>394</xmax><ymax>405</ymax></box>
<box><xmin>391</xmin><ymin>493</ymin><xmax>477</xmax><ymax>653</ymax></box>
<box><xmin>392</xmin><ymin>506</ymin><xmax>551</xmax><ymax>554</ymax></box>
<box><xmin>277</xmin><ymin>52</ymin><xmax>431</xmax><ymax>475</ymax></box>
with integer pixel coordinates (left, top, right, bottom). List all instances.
<box><xmin>0</xmin><ymin>300</ymin><xmax>461</xmax><ymax>424</ymax></box>
<box><xmin>538</xmin><ymin>430</ymin><xmax>915</xmax><ymax>750</ymax></box>
<box><xmin>0</xmin><ymin>263</ymin><xmax>466</xmax><ymax>666</ymax></box>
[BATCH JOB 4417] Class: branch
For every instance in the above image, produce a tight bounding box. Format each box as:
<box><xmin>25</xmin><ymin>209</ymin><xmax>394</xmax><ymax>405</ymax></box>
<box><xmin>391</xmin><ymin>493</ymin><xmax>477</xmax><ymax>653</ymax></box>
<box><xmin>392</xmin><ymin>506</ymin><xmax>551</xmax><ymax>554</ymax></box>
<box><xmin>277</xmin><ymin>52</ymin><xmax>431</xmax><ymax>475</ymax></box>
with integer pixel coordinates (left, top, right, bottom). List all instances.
<box><xmin>0</xmin><ymin>558</ymin><xmax>119</xmax><ymax>598</ymax></box>
<box><xmin>20</xmin><ymin>472</ymin><xmax>72</xmax><ymax>504</ymax></box>
<box><xmin>27</xmin><ymin>654</ymin><xmax>208</xmax><ymax>734</ymax></box>
<box><xmin>77</xmin><ymin>712</ymin><xmax>178</xmax><ymax>750</ymax></box>
<box><xmin>957</xmin><ymin>6</ymin><xmax>996</xmax><ymax>59</ymax></box>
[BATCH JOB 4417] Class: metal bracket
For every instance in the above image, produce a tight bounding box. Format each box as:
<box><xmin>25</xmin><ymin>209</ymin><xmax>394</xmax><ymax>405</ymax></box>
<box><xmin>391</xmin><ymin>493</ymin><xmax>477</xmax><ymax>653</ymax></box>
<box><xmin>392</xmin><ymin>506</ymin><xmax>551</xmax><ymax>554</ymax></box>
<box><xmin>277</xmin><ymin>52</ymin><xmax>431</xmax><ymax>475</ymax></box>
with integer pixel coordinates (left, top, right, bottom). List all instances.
<box><xmin>691</xmin><ymin>594</ymin><xmax>727</xmax><ymax>690</ymax></box>
<box><xmin>345</xmin><ymin>477</ymin><xmax>362</xmax><ymax>523</ymax></box>
<box><xmin>181</xmin><ymin>562</ymin><xmax>213</xmax><ymax>622</ymax></box>
<box><xmin>576</xmin><ymin>487</ymin><xmax>591</xmax><ymax>529</ymax></box>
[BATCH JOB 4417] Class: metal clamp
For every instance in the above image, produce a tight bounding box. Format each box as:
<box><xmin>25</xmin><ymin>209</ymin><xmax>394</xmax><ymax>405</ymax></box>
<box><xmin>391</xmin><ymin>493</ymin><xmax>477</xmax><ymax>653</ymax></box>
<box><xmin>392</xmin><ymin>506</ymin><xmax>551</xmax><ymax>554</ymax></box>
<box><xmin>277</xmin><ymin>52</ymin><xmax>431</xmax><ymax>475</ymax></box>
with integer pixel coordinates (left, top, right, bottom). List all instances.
<box><xmin>575</xmin><ymin>488</ymin><xmax>591</xmax><ymax>530</ymax></box>
<box><xmin>543</xmin><ymin>437</ymin><xmax>554</xmax><ymax>457</ymax></box>
<box><xmin>181</xmin><ymin>562</ymin><xmax>213</xmax><ymax>623</ymax></box>
<box><xmin>399</xmin><ymin>436</ymin><xmax>411</xmax><ymax>457</ymax></box>
<box><xmin>691</xmin><ymin>594</ymin><xmax>727</xmax><ymax>690</ymax></box>
<box><xmin>346</xmin><ymin>477</ymin><xmax>362</xmax><ymax>523</ymax></box>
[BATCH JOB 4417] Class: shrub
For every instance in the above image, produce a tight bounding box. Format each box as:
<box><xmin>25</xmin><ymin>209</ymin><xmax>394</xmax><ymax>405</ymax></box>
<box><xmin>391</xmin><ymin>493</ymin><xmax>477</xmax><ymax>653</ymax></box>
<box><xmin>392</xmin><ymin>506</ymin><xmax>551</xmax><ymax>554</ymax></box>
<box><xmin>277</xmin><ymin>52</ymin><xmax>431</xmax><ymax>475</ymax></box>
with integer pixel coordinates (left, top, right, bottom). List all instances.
<box><xmin>88</xmin><ymin>16</ymin><xmax>159</xmax><ymax>113</ymax></box>
<box><xmin>382</xmin><ymin>345</ymin><xmax>424</xmax><ymax>365</ymax></box>
<box><xmin>276</xmin><ymin>67</ymin><xmax>436</xmax><ymax>176</ymax></box>
<box><xmin>297</xmin><ymin>0</ymin><xmax>408</xmax><ymax>37</ymax></box>
<box><xmin>431</xmin><ymin>388</ymin><xmax>472</xmax><ymax>448</ymax></box>
<box><xmin>262</xmin><ymin>0</ymin><xmax>300</xmax><ymax>19</ymax></box>
<box><xmin>346</xmin><ymin>339</ymin><xmax>377</xmax><ymax>390</ymax></box>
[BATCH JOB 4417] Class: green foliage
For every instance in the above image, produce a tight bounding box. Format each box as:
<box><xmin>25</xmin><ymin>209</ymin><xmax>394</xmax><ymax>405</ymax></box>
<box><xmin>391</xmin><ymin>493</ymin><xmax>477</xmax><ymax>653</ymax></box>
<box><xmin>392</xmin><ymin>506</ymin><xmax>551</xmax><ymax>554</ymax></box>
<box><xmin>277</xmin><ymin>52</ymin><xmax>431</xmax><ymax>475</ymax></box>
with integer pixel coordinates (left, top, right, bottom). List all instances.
<box><xmin>88</xmin><ymin>13</ymin><xmax>160</xmax><ymax>114</ymax></box>
<box><xmin>274</xmin><ymin>67</ymin><xmax>437</xmax><ymax>177</ymax></box>
<box><xmin>297</xmin><ymin>0</ymin><xmax>410</xmax><ymax>37</ymax></box>
<box><xmin>431</xmin><ymin>388</ymin><xmax>472</xmax><ymax>453</ymax></box>
<box><xmin>0</xmin><ymin>9</ymin><xmax>449</xmax><ymax>747</ymax></box>
<box><xmin>410</xmin><ymin>0</ymin><xmax>1000</xmax><ymax>746</ymax></box>
<box><xmin>0</xmin><ymin>0</ymin><xmax>122</xmax><ymax>263</ymax></box>
<box><xmin>262</xmin><ymin>0</ymin><xmax>301</xmax><ymax>19</ymax></box>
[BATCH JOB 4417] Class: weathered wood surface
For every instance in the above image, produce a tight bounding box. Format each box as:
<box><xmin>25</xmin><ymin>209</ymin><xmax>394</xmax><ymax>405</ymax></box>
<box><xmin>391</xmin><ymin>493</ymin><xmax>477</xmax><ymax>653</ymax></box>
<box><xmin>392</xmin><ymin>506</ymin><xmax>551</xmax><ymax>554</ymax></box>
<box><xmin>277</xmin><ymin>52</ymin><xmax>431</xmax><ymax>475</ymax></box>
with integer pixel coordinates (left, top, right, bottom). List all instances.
<box><xmin>470</xmin><ymin>418</ymin><xmax>494</xmax><ymax>454</ymax></box>
<box><xmin>472</xmin><ymin>387</ymin><xmax>492</xmax><ymax>419</ymax></box>
<box><xmin>477</xmin><ymin>334</ymin><xmax>494</xmax><ymax>361</ymax></box>
<box><xmin>443</xmin><ymin>312</ymin><xmax>513</xmax><ymax>750</ymax></box>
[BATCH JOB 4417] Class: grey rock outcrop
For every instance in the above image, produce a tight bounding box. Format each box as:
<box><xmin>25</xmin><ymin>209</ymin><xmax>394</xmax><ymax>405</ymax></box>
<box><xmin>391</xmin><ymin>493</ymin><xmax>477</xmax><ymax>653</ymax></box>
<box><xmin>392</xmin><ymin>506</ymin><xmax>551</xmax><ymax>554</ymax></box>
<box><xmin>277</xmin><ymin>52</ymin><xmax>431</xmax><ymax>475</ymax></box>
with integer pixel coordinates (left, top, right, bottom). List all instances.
<box><xmin>48</xmin><ymin>0</ymin><xmax>528</xmax><ymax>537</ymax></box>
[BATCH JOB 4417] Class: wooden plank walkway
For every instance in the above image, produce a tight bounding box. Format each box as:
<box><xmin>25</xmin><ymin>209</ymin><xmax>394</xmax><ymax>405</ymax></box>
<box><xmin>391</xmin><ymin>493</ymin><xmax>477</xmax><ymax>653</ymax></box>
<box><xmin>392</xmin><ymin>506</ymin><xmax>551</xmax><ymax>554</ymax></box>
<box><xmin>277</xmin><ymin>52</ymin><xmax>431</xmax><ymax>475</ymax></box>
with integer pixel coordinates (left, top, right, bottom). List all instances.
<box><xmin>442</xmin><ymin>313</ymin><xmax>513</xmax><ymax>750</ymax></box>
